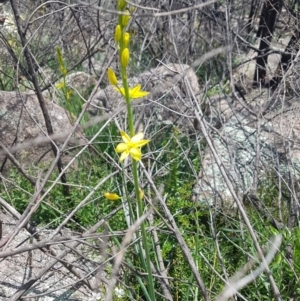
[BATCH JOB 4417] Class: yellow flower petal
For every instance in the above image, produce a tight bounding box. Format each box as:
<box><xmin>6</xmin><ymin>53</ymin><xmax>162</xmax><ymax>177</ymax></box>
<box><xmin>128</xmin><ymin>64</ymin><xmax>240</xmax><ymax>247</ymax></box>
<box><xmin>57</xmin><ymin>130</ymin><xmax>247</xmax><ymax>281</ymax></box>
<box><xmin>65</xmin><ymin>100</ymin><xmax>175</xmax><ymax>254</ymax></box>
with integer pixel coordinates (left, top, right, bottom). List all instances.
<box><xmin>115</xmin><ymin>142</ymin><xmax>128</xmax><ymax>153</ymax></box>
<box><xmin>131</xmin><ymin>90</ymin><xmax>149</xmax><ymax>99</ymax></box>
<box><xmin>130</xmin><ymin>147</ymin><xmax>142</xmax><ymax>161</ymax></box>
<box><xmin>133</xmin><ymin>139</ymin><xmax>150</xmax><ymax>148</ymax></box>
<box><xmin>104</xmin><ymin>192</ymin><xmax>121</xmax><ymax>200</ymax></box>
<box><xmin>114</xmin><ymin>85</ymin><xmax>149</xmax><ymax>100</ymax></box>
<box><xmin>131</xmin><ymin>132</ymin><xmax>144</xmax><ymax>143</ymax></box>
<box><xmin>130</xmin><ymin>84</ymin><xmax>149</xmax><ymax>98</ymax></box>
<box><xmin>119</xmin><ymin>151</ymin><xmax>129</xmax><ymax>162</ymax></box>
<box><xmin>120</xmin><ymin>131</ymin><xmax>130</xmax><ymax>143</ymax></box>
<box><xmin>130</xmin><ymin>84</ymin><xmax>141</xmax><ymax>94</ymax></box>
<box><xmin>107</xmin><ymin>68</ymin><xmax>118</xmax><ymax>86</ymax></box>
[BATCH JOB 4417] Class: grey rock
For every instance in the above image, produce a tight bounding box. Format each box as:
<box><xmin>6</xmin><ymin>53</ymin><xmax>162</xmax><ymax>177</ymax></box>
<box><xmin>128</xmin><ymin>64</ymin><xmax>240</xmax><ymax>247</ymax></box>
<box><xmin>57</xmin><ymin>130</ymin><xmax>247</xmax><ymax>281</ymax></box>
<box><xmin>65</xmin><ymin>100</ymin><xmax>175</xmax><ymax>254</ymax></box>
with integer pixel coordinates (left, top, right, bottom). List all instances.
<box><xmin>0</xmin><ymin>210</ymin><xmax>106</xmax><ymax>301</ymax></box>
<box><xmin>192</xmin><ymin>90</ymin><xmax>300</xmax><ymax>208</ymax></box>
<box><xmin>0</xmin><ymin>91</ymin><xmax>83</xmax><ymax>169</ymax></box>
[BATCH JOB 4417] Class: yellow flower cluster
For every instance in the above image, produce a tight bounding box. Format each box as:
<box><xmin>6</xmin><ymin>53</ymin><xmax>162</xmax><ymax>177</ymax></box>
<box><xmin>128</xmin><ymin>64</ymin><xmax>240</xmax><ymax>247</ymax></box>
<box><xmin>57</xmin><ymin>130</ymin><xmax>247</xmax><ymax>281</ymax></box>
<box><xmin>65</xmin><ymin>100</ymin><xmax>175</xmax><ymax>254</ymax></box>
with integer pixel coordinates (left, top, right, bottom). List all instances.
<box><xmin>107</xmin><ymin>0</ymin><xmax>150</xmax><ymax>163</ymax></box>
<box><xmin>107</xmin><ymin>54</ymin><xmax>149</xmax><ymax>98</ymax></box>
<box><xmin>107</xmin><ymin>70</ymin><xmax>149</xmax><ymax>98</ymax></box>
<box><xmin>115</xmin><ymin>2</ymin><xmax>131</xmax><ymax>69</ymax></box>
<box><xmin>107</xmin><ymin>1</ymin><xmax>149</xmax><ymax>100</ymax></box>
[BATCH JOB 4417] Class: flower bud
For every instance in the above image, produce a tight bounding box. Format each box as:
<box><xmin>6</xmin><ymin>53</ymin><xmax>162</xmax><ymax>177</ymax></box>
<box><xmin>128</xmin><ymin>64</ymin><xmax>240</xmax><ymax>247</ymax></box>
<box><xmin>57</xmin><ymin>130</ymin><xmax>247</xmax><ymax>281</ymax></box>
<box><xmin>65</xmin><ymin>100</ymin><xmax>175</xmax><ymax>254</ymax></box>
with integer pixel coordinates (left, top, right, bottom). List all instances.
<box><xmin>121</xmin><ymin>48</ymin><xmax>129</xmax><ymax>67</ymax></box>
<box><xmin>123</xmin><ymin>32</ymin><xmax>130</xmax><ymax>48</ymax></box>
<box><xmin>107</xmin><ymin>68</ymin><xmax>118</xmax><ymax>86</ymax></box>
<box><xmin>67</xmin><ymin>90</ymin><xmax>72</xmax><ymax>100</ymax></box>
<box><xmin>122</xmin><ymin>10</ymin><xmax>130</xmax><ymax>27</ymax></box>
<box><xmin>114</xmin><ymin>25</ymin><xmax>121</xmax><ymax>42</ymax></box>
<box><xmin>104</xmin><ymin>192</ymin><xmax>121</xmax><ymax>201</ymax></box>
<box><xmin>117</xmin><ymin>0</ymin><xmax>126</xmax><ymax>11</ymax></box>
<box><xmin>59</xmin><ymin>65</ymin><xmax>68</xmax><ymax>76</ymax></box>
<box><xmin>139</xmin><ymin>188</ymin><xmax>144</xmax><ymax>199</ymax></box>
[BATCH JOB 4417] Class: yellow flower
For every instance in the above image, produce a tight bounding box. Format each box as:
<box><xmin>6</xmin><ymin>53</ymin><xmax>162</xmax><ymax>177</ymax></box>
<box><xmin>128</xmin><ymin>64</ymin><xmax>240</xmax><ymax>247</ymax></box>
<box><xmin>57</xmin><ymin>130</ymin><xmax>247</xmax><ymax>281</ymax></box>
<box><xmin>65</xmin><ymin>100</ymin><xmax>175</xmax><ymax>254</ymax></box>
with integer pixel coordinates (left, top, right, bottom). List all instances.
<box><xmin>123</xmin><ymin>32</ymin><xmax>130</xmax><ymax>48</ymax></box>
<box><xmin>104</xmin><ymin>192</ymin><xmax>121</xmax><ymax>201</ymax></box>
<box><xmin>66</xmin><ymin>89</ymin><xmax>72</xmax><ymax>99</ymax></box>
<box><xmin>114</xmin><ymin>25</ymin><xmax>121</xmax><ymax>42</ymax></box>
<box><xmin>122</xmin><ymin>10</ymin><xmax>131</xmax><ymax>27</ymax></box>
<box><xmin>107</xmin><ymin>68</ymin><xmax>118</xmax><ymax>86</ymax></box>
<box><xmin>121</xmin><ymin>48</ymin><xmax>129</xmax><ymax>67</ymax></box>
<box><xmin>56</xmin><ymin>81</ymin><xmax>65</xmax><ymax>90</ymax></box>
<box><xmin>116</xmin><ymin>131</ymin><xmax>150</xmax><ymax>162</ymax></box>
<box><xmin>116</xmin><ymin>84</ymin><xmax>149</xmax><ymax>99</ymax></box>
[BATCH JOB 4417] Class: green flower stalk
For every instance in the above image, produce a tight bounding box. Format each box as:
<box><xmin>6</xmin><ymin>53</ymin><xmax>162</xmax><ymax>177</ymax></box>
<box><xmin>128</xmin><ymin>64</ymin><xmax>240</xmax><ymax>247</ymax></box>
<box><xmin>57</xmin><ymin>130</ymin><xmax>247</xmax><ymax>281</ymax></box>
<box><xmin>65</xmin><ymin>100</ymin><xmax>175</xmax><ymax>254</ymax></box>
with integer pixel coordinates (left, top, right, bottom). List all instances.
<box><xmin>107</xmin><ymin>1</ymin><xmax>156</xmax><ymax>300</ymax></box>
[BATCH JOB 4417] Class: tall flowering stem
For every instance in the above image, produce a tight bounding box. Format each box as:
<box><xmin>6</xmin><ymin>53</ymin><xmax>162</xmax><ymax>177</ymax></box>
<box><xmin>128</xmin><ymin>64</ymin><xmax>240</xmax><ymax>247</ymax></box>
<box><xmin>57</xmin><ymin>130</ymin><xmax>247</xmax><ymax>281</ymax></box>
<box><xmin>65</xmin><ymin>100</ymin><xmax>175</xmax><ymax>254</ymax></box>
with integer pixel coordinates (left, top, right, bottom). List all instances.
<box><xmin>107</xmin><ymin>1</ymin><xmax>155</xmax><ymax>300</ymax></box>
<box><xmin>56</xmin><ymin>47</ymin><xmax>76</xmax><ymax>122</ymax></box>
